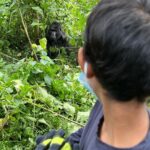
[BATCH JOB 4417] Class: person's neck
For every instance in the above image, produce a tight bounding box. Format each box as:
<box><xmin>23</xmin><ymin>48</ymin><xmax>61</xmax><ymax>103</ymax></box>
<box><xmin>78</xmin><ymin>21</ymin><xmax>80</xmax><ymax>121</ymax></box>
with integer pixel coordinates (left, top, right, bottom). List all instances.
<box><xmin>99</xmin><ymin>93</ymin><xmax>149</xmax><ymax>148</ymax></box>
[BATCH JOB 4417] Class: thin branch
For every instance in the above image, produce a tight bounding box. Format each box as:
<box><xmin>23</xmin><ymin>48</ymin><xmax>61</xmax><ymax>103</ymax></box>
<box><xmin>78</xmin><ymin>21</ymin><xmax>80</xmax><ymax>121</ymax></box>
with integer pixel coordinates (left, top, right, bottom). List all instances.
<box><xmin>18</xmin><ymin>7</ymin><xmax>38</xmax><ymax>61</ymax></box>
<box><xmin>0</xmin><ymin>52</ymin><xmax>19</xmax><ymax>61</ymax></box>
<box><xmin>19</xmin><ymin>9</ymin><xmax>32</xmax><ymax>46</ymax></box>
<box><xmin>29</xmin><ymin>102</ymin><xmax>84</xmax><ymax>127</ymax></box>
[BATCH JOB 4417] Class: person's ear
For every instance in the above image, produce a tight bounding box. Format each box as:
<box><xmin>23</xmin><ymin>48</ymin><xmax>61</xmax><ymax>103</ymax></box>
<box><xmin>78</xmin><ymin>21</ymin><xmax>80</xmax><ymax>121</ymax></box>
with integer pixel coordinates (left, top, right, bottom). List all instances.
<box><xmin>78</xmin><ymin>47</ymin><xmax>85</xmax><ymax>72</ymax></box>
<box><xmin>78</xmin><ymin>47</ymin><xmax>94</xmax><ymax>78</ymax></box>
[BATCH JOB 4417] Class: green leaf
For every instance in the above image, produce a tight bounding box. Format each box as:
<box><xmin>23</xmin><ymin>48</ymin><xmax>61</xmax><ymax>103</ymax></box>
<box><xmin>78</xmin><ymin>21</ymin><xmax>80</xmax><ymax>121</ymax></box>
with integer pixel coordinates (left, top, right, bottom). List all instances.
<box><xmin>39</xmin><ymin>38</ymin><xmax>47</xmax><ymax>49</ymax></box>
<box><xmin>13</xmin><ymin>79</ymin><xmax>24</xmax><ymax>92</ymax></box>
<box><xmin>63</xmin><ymin>103</ymin><xmax>75</xmax><ymax>116</ymax></box>
<box><xmin>37</xmin><ymin>87</ymin><xmax>49</xmax><ymax>99</ymax></box>
<box><xmin>32</xmin><ymin>68</ymin><xmax>43</xmax><ymax>74</ymax></box>
<box><xmin>38</xmin><ymin>118</ymin><xmax>49</xmax><ymax>127</ymax></box>
<box><xmin>40</xmin><ymin>56</ymin><xmax>54</xmax><ymax>65</ymax></box>
<box><xmin>0</xmin><ymin>72</ymin><xmax>4</xmax><ymax>78</ymax></box>
<box><xmin>77</xmin><ymin>111</ymin><xmax>90</xmax><ymax>123</ymax></box>
<box><xmin>44</xmin><ymin>75</ymin><xmax>52</xmax><ymax>85</ymax></box>
<box><xmin>32</xmin><ymin>6</ymin><xmax>44</xmax><ymax>16</ymax></box>
<box><xmin>25</xmin><ymin>116</ymin><xmax>36</xmax><ymax>122</ymax></box>
<box><xmin>31</xmin><ymin>21</ymin><xmax>41</xmax><ymax>27</ymax></box>
<box><xmin>6</xmin><ymin>87</ymin><xmax>13</xmax><ymax>94</ymax></box>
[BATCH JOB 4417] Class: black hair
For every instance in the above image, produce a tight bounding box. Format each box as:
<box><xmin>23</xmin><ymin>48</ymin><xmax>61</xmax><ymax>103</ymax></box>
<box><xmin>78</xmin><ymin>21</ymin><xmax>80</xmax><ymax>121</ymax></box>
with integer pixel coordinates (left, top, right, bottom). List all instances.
<box><xmin>84</xmin><ymin>0</ymin><xmax>150</xmax><ymax>102</ymax></box>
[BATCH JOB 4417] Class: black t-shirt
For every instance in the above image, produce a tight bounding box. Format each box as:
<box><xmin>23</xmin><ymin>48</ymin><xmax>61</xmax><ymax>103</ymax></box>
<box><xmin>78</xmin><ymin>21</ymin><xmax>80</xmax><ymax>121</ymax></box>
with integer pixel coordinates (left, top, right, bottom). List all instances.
<box><xmin>69</xmin><ymin>100</ymin><xmax>150</xmax><ymax>150</ymax></box>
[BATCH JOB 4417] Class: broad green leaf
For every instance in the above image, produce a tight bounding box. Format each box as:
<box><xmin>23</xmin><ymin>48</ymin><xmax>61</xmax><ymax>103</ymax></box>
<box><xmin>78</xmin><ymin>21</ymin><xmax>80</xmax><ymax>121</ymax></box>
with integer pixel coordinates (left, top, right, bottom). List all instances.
<box><xmin>44</xmin><ymin>75</ymin><xmax>52</xmax><ymax>85</ymax></box>
<box><xmin>39</xmin><ymin>38</ymin><xmax>47</xmax><ymax>49</ymax></box>
<box><xmin>63</xmin><ymin>103</ymin><xmax>75</xmax><ymax>116</ymax></box>
<box><xmin>32</xmin><ymin>43</ymin><xmax>38</xmax><ymax>49</ymax></box>
<box><xmin>37</xmin><ymin>87</ymin><xmax>49</xmax><ymax>99</ymax></box>
<box><xmin>6</xmin><ymin>87</ymin><xmax>13</xmax><ymax>93</ymax></box>
<box><xmin>13</xmin><ymin>79</ymin><xmax>24</xmax><ymax>92</ymax></box>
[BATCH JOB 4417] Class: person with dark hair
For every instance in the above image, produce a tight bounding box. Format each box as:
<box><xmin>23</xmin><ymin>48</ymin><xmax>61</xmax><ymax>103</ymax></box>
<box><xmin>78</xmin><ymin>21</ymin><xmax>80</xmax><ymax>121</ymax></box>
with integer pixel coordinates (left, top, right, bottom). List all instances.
<box><xmin>68</xmin><ymin>0</ymin><xmax>150</xmax><ymax>149</ymax></box>
<box><xmin>35</xmin><ymin>0</ymin><xmax>150</xmax><ymax>149</ymax></box>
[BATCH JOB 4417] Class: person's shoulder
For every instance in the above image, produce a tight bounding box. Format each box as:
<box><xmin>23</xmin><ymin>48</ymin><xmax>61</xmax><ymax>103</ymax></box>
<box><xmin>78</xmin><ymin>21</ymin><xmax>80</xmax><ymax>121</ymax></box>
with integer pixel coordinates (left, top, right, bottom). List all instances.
<box><xmin>93</xmin><ymin>100</ymin><xmax>103</xmax><ymax>113</ymax></box>
<box><xmin>79</xmin><ymin>100</ymin><xmax>103</xmax><ymax>149</ymax></box>
<box><xmin>88</xmin><ymin>100</ymin><xmax>103</xmax><ymax>121</ymax></box>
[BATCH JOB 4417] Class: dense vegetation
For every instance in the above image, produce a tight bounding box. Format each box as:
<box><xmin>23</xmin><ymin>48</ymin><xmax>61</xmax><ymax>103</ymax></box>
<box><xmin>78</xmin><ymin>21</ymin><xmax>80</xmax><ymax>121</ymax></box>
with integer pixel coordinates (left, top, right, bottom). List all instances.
<box><xmin>0</xmin><ymin>0</ymin><xmax>99</xmax><ymax>149</ymax></box>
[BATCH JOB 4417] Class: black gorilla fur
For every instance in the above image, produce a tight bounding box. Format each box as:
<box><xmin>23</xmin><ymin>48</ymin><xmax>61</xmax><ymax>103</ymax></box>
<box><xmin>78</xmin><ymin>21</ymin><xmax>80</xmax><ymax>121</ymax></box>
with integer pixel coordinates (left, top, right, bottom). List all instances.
<box><xmin>45</xmin><ymin>22</ymin><xmax>70</xmax><ymax>59</ymax></box>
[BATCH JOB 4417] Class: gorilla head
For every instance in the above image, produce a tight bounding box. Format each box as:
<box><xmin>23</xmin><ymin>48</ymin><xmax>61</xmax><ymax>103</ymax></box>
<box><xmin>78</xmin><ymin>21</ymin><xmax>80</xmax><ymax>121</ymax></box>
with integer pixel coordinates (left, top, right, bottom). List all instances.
<box><xmin>45</xmin><ymin>22</ymin><xmax>69</xmax><ymax>58</ymax></box>
<box><xmin>46</xmin><ymin>22</ymin><xmax>67</xmax><ymax>46</ymax></box>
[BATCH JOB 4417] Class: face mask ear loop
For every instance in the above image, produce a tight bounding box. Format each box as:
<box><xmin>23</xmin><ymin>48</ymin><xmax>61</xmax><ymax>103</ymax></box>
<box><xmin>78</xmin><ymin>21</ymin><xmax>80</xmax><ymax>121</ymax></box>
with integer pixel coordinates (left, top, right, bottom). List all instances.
<box><xmin>84</xmin><ymin>62</ymin><xmax>88</xmax><ymax>76</ymax></box>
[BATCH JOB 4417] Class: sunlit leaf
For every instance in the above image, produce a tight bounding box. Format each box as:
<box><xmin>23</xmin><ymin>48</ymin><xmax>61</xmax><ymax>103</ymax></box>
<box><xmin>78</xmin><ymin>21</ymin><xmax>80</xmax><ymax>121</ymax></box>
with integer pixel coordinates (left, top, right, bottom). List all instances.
<box><xmin>39</xmin><ymin>38</ymin><xmax>47</xmax><ymax>50</ymax></box>
<box><xmin>38</xmin><ymin>118</ymin><xmax>49</xmax><ymax>127</ymax></box>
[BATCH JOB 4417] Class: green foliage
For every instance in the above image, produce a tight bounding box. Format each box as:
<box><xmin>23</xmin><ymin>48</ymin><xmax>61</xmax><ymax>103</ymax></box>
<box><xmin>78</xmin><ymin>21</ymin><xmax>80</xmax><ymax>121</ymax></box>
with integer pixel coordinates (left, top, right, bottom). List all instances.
<box><xmin>0</xmin><ymin>0</ymin><xmax>99</xmax><ymax>58</ymax></box>
<box><xmin>0</xmin><ymin>0</ymin><xmax>99</xmax><ymax>149</ymax></box>
<box><xmin>0</xmin><ymin>56</ymin><xmax>94</xmax><ymax>149</ymax></box>
<box><xmin>38</xmin><ymin>0</ymin><xmax>99</xmax><ymax>46</ymax></box>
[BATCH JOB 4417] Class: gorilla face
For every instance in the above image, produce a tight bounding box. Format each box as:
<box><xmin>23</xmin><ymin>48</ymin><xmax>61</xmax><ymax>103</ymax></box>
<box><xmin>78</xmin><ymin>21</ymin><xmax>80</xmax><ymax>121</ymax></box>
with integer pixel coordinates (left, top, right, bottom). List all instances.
<box><xmin>48</xmin><ymin>22</ymin><xmax>62</xmax><ymax>42</ymax></box>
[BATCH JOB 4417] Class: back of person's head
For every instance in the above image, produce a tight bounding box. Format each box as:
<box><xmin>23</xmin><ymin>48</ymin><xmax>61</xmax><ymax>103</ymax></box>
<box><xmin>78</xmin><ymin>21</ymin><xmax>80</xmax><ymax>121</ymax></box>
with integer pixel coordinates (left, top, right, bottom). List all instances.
<box><xmin>84</xmin><ymin>0</ymin><xmax>150</xmax><ymax>102</ymax></box>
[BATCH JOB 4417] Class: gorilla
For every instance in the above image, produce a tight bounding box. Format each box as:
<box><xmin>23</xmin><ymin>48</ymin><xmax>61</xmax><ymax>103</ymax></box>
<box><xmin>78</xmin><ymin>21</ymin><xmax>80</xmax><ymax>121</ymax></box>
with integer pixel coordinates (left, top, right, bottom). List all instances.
<box><xmin>45</xmin><ymin>22</ymin><xmax>70</xmax><ymax>59</ymax></box>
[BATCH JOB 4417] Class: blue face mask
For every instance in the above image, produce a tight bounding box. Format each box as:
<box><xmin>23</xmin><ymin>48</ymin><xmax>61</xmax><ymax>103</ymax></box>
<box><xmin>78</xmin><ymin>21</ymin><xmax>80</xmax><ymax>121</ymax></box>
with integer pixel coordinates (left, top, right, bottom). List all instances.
<box><xmin>78</xmin><ymin>72</ymin><xmax>95</xmax><ymax>94</ymax></box>
<box><xmin>78</xmin><ymin>62</ymin><xmax>97</xmax><ymax>98</ymax></box>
